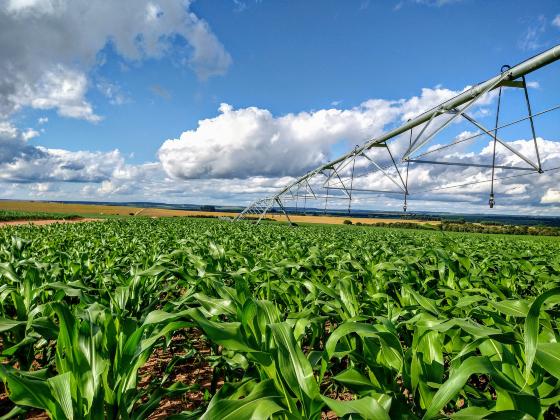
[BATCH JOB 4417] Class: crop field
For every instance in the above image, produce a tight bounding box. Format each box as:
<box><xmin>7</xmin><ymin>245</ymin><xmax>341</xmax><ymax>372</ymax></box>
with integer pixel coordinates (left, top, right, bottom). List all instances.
<box><xmin>0</xmin><ymin>200</ymin><xmax>433</xmax><ymax>226</ymax></box>
<box><xmin>0</xmin><ymin>210</ymin><xmax>81</xmax><ymax>223</ymax></box>
<box><xmin>0</xmin><ymin>218</ymin><xmax>560</xmax><ymax>419</ymax></box>
<box><xmin>0</xmin><ymin>201</ymin><xmax>140</xmax><ymax>217</ymax></box>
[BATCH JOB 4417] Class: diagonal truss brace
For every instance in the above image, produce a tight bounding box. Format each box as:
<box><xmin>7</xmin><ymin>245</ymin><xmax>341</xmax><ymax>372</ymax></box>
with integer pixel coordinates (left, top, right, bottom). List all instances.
<box><xmin>407</xmin><ymin>75</ymin><xmax>544</xmax><ymax>177</ymax></box>
<box><xmin>323</xmin><ymin>144</ymin><xmax>406</xmax><ymax>195</ymax></box>
<box><xmin>402</xmin><ymin>71</ymin><xmax>510</xmax><ymax>160</ymax></box>
<box><xmin>234</xmin><ymin>196</ymin><xmax>294</xmax><ymax>225</ymax></box>
<box><xmin>360</xmin><ymin>150</ymin><xmax>406</xmax><ymax>193</ymax></box>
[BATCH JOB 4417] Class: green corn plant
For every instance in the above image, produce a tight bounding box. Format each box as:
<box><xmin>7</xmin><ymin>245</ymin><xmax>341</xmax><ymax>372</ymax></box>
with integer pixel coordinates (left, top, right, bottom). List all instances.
<box><xmin>0</xmin><ymin>302</ymin><xmax>195</xmax><ymax>419</ymax></box>
<box><xmin>0</xmin><ymin>216</ymin><xmax>559</xmax><ymax>419</ymax></box>
<box><xmin>0</xmin><ymin>256</ymin><xmax>83</xmax><ymax>370</ymax></box>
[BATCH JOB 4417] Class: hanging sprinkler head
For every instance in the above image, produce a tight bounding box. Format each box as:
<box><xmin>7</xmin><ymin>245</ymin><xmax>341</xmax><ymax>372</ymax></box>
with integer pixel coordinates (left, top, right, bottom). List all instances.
<box><xmin>489</xmin><ymin>194</ymin><xmax>495</xmax><ymax>209</ymax></box>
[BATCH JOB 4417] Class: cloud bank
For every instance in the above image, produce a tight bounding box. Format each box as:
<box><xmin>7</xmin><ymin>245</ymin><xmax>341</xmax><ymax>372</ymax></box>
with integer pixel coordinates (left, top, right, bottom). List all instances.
<box><xmin>0</xmin><ymin>81</ymin><xmax>558</xmax><ymax>214</ymax></box>
<box><xmin>158</xmin><ymin>87</ymin><xmax>461</xmax><ymax>179</ymax></box>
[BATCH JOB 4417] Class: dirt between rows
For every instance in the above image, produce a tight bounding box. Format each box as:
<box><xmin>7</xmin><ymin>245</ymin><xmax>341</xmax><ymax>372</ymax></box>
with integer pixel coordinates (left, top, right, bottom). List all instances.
<box><xmin>0</xmin><ymin>218</ymin><xmax>101</xmax><ymax>227</ymax></box>
<box><xmin>0</xmin><ymin>327</ymin><xmax>342</xmax><ymax>419</ymax></box>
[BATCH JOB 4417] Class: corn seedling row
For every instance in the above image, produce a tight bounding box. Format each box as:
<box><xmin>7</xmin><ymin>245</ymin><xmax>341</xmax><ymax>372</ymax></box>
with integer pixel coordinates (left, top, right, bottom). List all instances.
<box><xmin>0</xmin><ymin>218</ymin><xmax>559</xmax><ymax>419</ymax></box>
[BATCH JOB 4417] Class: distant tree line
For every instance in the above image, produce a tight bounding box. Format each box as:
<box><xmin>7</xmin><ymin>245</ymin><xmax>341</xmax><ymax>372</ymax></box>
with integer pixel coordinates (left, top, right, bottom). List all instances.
<box><xmin>349</xmin><ymin>220</ymin><xmax>560</xmax><ymax>237</ymax></box>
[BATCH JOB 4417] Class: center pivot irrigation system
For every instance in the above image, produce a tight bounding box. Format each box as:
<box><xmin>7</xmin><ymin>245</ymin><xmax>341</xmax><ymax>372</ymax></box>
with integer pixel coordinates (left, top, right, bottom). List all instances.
<box><xmin>235</xmin><ymin>44</ymin><xmax>560</xmax><ymax>224</ymax></box>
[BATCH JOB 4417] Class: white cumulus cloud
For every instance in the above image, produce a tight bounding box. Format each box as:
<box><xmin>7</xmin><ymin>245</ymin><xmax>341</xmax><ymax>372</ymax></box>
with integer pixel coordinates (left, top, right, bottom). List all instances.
<box><xmin>542</xmin><ymin>188</ymin><xmax>560</xmax><ymax>204</ymax></box>
<box><xmin>158</xmin><ymin>87</ymin><xmax>464</xmax><ymax>180</ymax></box>
<box><xmin>0</xmin><ymin>0</ymin><xmax>231</xmax><ymax>121</ymax></box>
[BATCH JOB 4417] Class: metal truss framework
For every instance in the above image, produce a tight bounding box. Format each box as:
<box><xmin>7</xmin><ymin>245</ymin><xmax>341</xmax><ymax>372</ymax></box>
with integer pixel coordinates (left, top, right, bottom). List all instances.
<box><xmin>235</xmin><ymin>44</ymin><xmax>560</xmax><ymax>224</ymax></box>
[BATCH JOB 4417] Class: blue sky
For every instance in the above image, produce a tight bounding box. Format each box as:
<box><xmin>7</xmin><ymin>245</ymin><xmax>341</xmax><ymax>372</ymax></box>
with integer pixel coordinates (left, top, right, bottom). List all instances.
<box><xmin>1</xmin><ymin>0</ymin><xmax>560</xmax><ymax>214</ymax></box>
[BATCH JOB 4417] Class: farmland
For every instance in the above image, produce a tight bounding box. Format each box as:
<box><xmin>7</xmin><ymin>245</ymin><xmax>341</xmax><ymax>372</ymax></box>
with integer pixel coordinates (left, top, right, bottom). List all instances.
<box><xmin>0</xmin><ymin>210</ymin><xmax>81</xmax><ymax>223</ymax></box>
<box><xmin>0</xmin><ymin>200</ymin><xmax>435</xmax><ymax>226</ymax></box>
<box><xmin>0</xmin><ymin>218</ymin><xmax>560</xmax><ymax>419</ymax></box>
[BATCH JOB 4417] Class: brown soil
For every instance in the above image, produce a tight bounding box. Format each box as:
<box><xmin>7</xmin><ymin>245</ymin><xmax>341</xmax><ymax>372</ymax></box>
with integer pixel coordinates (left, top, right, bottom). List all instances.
<box><xmin>26</xmin><ymin>411</ymin><xmax>49</xmax><ymax>419</ymax></box>
<box><xmin>144</xmin><ymin>328</ymin><xmax>217</xmax><ymax>419</ymax></box>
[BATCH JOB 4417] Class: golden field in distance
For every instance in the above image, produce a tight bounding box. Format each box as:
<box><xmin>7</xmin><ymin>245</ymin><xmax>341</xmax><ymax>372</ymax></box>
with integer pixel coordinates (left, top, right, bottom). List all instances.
<box><xmin>0</xmin><ymin>200</ymin><xmax>438</xmax><ymax>226</ymax></box>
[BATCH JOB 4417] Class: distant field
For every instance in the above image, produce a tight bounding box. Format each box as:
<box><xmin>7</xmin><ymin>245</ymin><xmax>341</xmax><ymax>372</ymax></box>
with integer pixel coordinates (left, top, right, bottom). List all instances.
<box><xmin>0</xmin><ymin>209</ymin><xmax>81</xmax><ymax>222</ymax></box>
<box><xmin>0</xmin><ymin>200</ymin><xmax>434</xmax><ymax>226</ymax></box>
<box><xmin>261</xmin><ymin>213</ymin><xmax>439</xmax><ymax>225</ymax></box>
<box><xmin>0</xmin><ymin>218</ymin><xmax>99</xmax><ymax>227</ymax></box>
<box><xmin>0</xmin><ymin>201</ymin><xmax>145</xmax><ymax>217</ymax></box>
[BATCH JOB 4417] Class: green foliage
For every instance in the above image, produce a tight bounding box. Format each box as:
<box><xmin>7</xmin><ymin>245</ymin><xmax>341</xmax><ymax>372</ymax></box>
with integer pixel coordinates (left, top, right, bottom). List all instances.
<box><xmin>0</xmin><ymin>218</ymin><xmax>559</xmax><ymax>419</ymax></box>
<box><xmin>0</xmin><ymin>210</ymin><xmax>80</xmax><ymax>222</ymax></box>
